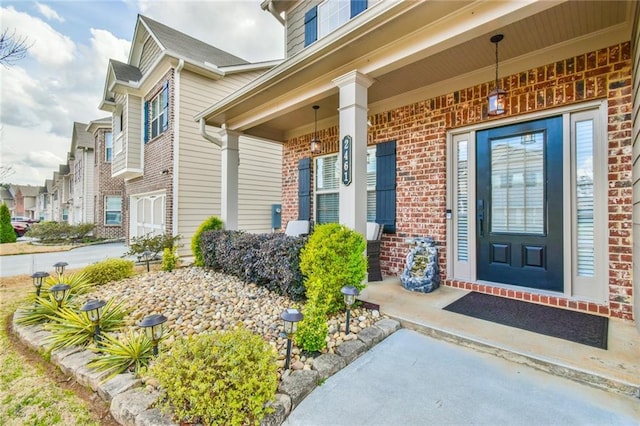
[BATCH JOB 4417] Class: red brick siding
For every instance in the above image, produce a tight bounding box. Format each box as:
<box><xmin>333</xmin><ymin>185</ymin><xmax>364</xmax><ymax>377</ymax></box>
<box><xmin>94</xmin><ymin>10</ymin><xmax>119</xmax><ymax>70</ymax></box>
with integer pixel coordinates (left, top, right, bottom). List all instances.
<box><xmin>93</xmin><ymin>127</ymin><xmax>125</xmax><ymax>239</ymax></box>
<box><xmin>282</xmin><ymin>42</ymin><xmax>633</xmax><ymax>320</ymax></box>
<box><xmin>123</xmin><ymin>69</ymin><xmax>175</xmax><ymax>240</ymax></box>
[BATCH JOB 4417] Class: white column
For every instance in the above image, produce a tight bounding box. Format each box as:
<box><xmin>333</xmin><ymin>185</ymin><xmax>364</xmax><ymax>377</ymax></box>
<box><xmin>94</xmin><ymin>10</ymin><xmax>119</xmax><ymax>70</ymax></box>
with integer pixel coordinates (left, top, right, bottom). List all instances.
<box><xmin>220</xmin><ymin>129</ymin><xmax>240</xmax><ymax>230</ymax></box>
<box><xmin>332</xmin><ymin>70</ymin><xmax>374</xmax><ymax>238</ymax></box>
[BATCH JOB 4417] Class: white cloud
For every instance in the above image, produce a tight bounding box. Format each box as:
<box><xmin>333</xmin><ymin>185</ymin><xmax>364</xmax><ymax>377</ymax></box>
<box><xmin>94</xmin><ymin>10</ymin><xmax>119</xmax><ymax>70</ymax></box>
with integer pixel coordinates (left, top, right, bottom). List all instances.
<box><xmin>1</xmin><ymin>5</ymin><xmax>75</xmax><ymax>66</ymax></box>
<box><xmin>135</xmin><ymin>0</ymin><xmax>284</xmax><ymax>62</ymax></box>
<box><xmin>35</xmin><ymin>2</ymin><xmax>65</xmax><ymax>22</ymax></box>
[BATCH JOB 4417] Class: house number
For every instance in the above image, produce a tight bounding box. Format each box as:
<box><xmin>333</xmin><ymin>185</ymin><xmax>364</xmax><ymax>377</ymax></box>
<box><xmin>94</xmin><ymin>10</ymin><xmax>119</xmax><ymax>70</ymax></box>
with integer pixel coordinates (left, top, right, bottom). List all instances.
<box><xmin>341</xmin><ymin>135</ymin><xmax>352</xmax><ymax>186</ymax></box>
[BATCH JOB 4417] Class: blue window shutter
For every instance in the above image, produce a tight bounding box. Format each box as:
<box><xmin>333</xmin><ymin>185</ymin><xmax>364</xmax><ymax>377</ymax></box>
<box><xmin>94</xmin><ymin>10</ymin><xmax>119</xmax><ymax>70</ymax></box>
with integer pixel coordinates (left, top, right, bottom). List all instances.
<box><xmin>161</xmin><ymin>81</ymin><xmax>169</xmax><ymax>132</ymax></box>
<box><xmin>376</xmin><ymin>140</ymin><xmax>396</xmax><ymax>233</ymax></box>
<box><xmin>143</xmin><ymin>101</ymin><xmax>149</xmax><ymax>143</ymax></box>
<box><xmin>350</xmin><ymin>0</ymin><xmax>367</xmax><ymax>18</ymax></box>
<box><xmin>304</xmin><ymin>6</ymin><xmax>318</xmax><ymax>47</ymax></box>
<box><xmin>298</xmin><ymin>158</ymin><xmax>311</xmax><ymax>220</ymax></box>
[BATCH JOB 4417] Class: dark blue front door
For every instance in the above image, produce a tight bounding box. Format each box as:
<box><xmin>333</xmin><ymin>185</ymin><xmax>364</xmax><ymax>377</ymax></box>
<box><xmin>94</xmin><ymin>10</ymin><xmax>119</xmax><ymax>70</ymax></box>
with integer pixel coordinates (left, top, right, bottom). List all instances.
<box><xmin>476</xmin><ymin>116</ymin><xmax>563</xmax><ymax>291</ymax></box>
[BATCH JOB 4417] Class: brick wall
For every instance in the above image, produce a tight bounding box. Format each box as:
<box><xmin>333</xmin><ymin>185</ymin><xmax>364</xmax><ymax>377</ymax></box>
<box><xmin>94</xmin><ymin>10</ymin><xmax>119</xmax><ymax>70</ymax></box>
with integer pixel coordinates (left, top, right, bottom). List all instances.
<box><xmin>281</xmin><ymin>42</ymin><xmax>633</xmax><ymax>319</ymax></box>
<box><xmin>123</xmin><ymin>69</ymin><xmax>175</xmax><ymax>240</ymax></box>
<box><xmin>93</xmin><ymin>127</ymin><xmax>125</xmax><ymax>239</ymax></box>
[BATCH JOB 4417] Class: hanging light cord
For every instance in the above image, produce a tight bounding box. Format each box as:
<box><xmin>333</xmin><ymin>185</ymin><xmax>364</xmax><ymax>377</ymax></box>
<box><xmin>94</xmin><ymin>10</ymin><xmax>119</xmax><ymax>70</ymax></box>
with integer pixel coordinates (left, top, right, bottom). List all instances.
<box><xmin>494</xmin><ymin>39</ymin><xmax>499</xmax><ymax>90</ymax></box>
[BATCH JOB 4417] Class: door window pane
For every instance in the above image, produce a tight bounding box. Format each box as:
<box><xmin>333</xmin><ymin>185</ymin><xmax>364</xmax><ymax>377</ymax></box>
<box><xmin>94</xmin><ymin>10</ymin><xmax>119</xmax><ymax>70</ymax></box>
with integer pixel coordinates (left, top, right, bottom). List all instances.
<box><xmin>491</xmin><ymin>132</ymin><xmax>544</xmax><ymax>234</ymax></box>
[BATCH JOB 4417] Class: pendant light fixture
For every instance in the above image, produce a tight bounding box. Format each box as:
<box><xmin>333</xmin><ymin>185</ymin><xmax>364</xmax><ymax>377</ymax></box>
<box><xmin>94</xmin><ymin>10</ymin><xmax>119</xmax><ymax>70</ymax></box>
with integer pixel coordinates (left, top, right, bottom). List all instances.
<box><xmin>488</xmin><ymin>34</ymin><xmax>506</xmax><ymax>116</ymax></box>
<box><xmin>310</xmin><ymin>105</ymin><xmax>321</xmax><ymax>155</ymax></box>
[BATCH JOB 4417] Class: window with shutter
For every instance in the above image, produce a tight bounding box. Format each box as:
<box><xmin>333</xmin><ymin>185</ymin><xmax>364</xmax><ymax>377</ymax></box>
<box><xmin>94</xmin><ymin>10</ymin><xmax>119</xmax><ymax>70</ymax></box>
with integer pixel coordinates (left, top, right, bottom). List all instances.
<box><xmin>375</xmin><ymin>140</ymin><xmax>396</xmax><ymax>233</ymax></box>
<box><xmin>150</xmin><ymin>81</ymin><xmax>169</xmax><ymax>140</ymax></box>
<box><xmin>304</xmin><ymin>7</ymin><xmax>318</xmax><ymax>47</ymax></box>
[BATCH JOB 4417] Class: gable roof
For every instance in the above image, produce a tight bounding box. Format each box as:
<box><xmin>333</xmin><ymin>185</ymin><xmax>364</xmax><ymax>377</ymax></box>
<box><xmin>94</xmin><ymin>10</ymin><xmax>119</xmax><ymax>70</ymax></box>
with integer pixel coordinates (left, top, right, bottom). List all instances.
<box><xmin>0</xmin><ymin>186</ymin><xmax>13</xmax><ymax>201</ymax></box>
<box><xmin>71</xmin><ymin>122</ymin><xmax>94</xmax><ymax>152</ymax></box>
<box><xmin>110</xmin><ymin>59</ymin><xmax>143</xmax><ymax>83</ymax></box>
<box><xmin>138</xmin><ymin>15</ymin><xmax>249</xmax><ymax>68</ymax></box>
<box><xmin>14</xmin><ymin>185</ymin><xmax>41</xmax><ymax>197</ymax></box>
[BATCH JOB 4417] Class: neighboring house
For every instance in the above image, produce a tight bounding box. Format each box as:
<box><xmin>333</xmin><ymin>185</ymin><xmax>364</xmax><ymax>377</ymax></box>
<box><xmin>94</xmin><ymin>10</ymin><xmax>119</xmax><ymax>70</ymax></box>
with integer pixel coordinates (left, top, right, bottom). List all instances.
<box><xmin>99</xmin><ymin>15</ymin><xmax>283</xmax><ymax>256</ymax></box>
<box><xmin>11</xmin><ymin>185</ymin><xmax>43</xmax><ymax>220</ymax></box>
<box><xmin>68</xmin><ymin>122</ymin><xmax>96</xmax><ymax>225</ymax></box>
<box><xmin>38</xmin><ymin>180</ymin><xmax>54</xmax><ymax>221</ymax></box>
<box><xmin>87</xmin><ymin>117</ymin><xmax>126</xmax><ymax>239</ymax></box>
<box><xmin>197</xmin><ymin>0</ymin><xmax>639</xmax><ymax>327</ymax></box>
<box><xmin>0</xmin><ymin>186</ymin><xmax>14</xmax><ymax>213</ymax></box>
<box><xmin>51</xmin><ymin>165</ymin><xmax>71</xmax><ymax>222</ymax></box>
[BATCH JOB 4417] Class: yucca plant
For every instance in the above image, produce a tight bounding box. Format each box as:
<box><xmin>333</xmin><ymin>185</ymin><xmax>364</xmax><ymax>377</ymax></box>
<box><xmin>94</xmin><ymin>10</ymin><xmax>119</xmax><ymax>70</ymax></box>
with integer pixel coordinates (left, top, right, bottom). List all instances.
<box><xmin>42</xmin><ymin>272</ymin><xmax>94</xmax><ymax>296</ymax></box>
<box><xmin>44</xmin><ymin>299</ymin><xmax>129</xmax><ymax>351</ymax></box>
<box><xmin>16</xmin><ymin>293</ymin><xmax>77</xmax><ymax>326</ymax></box>
<box><xmin>88</xmin><ymin>329</ymin><xmax>155</xmax><ymax>380</ymax></box>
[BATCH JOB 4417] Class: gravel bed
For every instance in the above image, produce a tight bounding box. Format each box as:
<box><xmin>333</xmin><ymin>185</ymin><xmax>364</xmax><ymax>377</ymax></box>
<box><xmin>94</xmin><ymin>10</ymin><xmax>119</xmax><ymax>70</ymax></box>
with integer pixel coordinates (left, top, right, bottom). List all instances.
<box><xmin>83</xmin><ymin>267</ymin><xmax>385</xmax><ymax>377</ymax></box>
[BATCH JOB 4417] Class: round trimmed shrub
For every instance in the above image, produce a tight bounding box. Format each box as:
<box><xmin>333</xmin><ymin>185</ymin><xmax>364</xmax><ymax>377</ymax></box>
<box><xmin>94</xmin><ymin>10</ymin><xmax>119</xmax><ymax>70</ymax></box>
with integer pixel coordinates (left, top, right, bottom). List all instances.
<box><xmin>192</xmin><ymin>216</ymin><xmax>223</xmax><ymax>266</ymax></box>
<box><xmin>82</xmin><ymin>258</ymin><xmax>134</xmax><ymax>285</ymax></box>
<box><xmin>149</xmin><ymin>327</ymin><xmax>278</xmax><ymax>426</ymax></box>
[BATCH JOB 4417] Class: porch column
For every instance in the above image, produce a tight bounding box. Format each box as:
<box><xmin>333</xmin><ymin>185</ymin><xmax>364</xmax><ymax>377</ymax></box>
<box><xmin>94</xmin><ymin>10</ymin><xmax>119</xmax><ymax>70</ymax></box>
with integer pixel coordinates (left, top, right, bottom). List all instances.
<box><xmin>220</xmin><ymin>129</ymin><xmax>239</xmax><ymax>230</ymax></box>
<box><xmin>332</xmin><ymin>70</ymin><xmax>375</xmax><ymax>237</ymax></box>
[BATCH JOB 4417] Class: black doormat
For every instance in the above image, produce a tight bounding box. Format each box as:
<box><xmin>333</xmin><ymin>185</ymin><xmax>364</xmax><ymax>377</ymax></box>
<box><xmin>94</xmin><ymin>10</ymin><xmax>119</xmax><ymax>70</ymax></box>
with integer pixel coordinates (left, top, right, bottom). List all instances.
<box><xmin>443</xmin><ymin>292</ymin><xmax>608</xmax><ymax>349</ymax></box>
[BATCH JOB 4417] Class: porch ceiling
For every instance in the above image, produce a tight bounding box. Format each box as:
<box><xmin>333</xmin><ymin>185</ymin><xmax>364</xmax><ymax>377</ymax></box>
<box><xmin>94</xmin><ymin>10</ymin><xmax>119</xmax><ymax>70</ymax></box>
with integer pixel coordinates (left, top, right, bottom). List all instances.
<box><xmin>205</xmin><ymin>0</ymin><xmax>631</xmax><ymax>142</ymax></box>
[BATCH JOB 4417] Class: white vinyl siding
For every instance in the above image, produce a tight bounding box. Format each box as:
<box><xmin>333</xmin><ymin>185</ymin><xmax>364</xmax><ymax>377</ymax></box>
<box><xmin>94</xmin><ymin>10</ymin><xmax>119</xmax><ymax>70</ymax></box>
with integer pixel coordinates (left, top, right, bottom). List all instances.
<box><xmin>139</xmin><ymin>36</ymin><xmax>161</xmax><ymax>75</ymax></box>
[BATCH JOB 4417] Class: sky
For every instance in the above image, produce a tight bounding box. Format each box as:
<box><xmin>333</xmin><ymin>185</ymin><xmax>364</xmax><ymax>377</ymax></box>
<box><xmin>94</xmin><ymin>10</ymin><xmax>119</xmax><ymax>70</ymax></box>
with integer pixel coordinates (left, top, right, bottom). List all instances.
<box><xmin>0</xmin><ymin>0</ymin><xmax>284</xmax><ymax>186</ymax></box>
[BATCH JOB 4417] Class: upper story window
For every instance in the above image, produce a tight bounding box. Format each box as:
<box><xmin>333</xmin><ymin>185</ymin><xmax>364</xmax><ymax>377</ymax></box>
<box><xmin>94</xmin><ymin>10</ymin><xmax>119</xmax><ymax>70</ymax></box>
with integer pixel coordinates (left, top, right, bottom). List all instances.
<box><xmin>146</xmin><ymin>81</ymin><xmax>169</xmax><ymax>143</ymax></box>
<box><xmin>105</xmin><ymin>132</ymin><xmax>113</xmax><ymax>162</ymax></box>
<box><xmin>305</xmin><ymin>0</ymin><xmax>368</xmax><ymax>46</ymax></box>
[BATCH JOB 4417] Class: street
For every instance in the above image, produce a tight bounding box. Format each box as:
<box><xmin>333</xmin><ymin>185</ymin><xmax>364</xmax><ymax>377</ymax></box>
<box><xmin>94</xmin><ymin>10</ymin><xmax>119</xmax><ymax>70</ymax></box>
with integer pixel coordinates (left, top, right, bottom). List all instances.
<box><xmin>285</xmin><ymin>329</ymin><xmax>640</xmax><ymax>425</ymax></box>
<box><xmin>0</xmin><ymin>242</ymin><xmax>128</xmax><ymax>277</ymax></box>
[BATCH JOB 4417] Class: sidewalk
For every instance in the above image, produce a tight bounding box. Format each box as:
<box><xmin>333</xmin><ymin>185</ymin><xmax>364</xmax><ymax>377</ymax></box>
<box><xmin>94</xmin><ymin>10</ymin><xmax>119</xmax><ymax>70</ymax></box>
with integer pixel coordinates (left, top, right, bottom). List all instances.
<box><xmin>359</xmin><ymin>278</ymin><xmax>640</xmax><ymax>397</ymax></box>
<box><xmin>285</xmin><ymin>329</ymin><xmax>639</xmax><ymax>425</ymax></box>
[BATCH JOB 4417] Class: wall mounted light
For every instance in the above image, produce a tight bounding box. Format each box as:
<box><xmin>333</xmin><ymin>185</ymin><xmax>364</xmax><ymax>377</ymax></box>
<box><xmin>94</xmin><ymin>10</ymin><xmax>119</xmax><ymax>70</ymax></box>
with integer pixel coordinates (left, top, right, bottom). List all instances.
<box><xmin>310</xmin><ymin>105</ymin><xmax>322</xmax><ymax>155</ymax></box>
<box><xmin>487</xmin><ymin>34</ymin><xmax>506</xmax><ymax>116</ymax></box>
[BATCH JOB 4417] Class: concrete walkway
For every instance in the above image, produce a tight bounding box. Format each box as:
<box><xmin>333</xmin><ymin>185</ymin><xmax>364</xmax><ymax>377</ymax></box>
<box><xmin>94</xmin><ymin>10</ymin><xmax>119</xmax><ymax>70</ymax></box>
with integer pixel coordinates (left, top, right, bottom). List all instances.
<box><xmin>285</xmin><ymin>329</ymin><xmax>640</xmax><ymax>425</ymax></box>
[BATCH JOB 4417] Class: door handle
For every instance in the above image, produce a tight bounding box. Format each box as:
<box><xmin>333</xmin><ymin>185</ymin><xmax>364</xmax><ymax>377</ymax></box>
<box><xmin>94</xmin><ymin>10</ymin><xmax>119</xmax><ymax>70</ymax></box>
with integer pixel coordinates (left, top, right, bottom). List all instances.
<box><xmin>477</xmin><ymin>199</ymin><xmax>484</xmax><ymax>237</ymax></box>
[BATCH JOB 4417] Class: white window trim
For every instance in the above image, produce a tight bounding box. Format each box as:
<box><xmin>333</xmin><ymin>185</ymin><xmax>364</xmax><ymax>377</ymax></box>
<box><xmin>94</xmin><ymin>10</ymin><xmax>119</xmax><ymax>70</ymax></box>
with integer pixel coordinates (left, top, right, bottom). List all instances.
<box><xmin>104</xmin><ymin>195</ymin><xmax>122</xmax><ymax>226</ymax></box>
<box><xmin>150</xmin><ymin>88</ymin><xmax>167</xmax><ymax>140</ymax></box>
<box><xmin>105</xmin><ymin>132</ymin><xmax>113</xmax><ymax>162</ymax></box>
<box><xmin>446</xmin><ymin>100</ymin><xmax>608</xmax><ymax>303</ymax></box>
<box><xmin>314</xmin><ymin>153</ymin><xmax>339</xmax><ymax>224</ymax></box>
<box><xmin>318</xmin><ymin>0</ymin><xmax>351</xmax><ymax>40</ymax></box>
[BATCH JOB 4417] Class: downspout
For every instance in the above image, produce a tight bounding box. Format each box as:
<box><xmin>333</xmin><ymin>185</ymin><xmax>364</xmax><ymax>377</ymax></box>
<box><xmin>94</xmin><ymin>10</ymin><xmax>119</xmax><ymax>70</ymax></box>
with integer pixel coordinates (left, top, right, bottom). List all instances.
<box><xmin>199</xmin><ymin>118</ymin><xmax>222</xmax><ymax>147</ymax></box>
<box><xmin>172</xmin><ymin>59</ymin><xmax>184</xmax><ymax>239</ymax></box>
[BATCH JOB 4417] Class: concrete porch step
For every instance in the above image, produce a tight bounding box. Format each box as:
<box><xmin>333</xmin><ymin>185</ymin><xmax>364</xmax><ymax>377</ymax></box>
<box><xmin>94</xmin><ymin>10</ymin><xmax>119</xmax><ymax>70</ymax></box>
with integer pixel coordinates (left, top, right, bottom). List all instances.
<box><xmin>359</xmin><ymin>279</ymin><xmax>640</xmax><ymax>399</ymax></box>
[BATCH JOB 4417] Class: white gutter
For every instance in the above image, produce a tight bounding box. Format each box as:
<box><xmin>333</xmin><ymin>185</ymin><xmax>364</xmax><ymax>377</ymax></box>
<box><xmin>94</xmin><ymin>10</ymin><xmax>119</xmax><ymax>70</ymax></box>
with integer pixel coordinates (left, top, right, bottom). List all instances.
<box><xmin>172</xmin><ymin>59</ymin><xmax>184</xmax><ymax>238</ymax></box>
<box><xmin>199</xmin><ymin>118</ymin><xmax>222</xmax><ymax>147</ymax></box>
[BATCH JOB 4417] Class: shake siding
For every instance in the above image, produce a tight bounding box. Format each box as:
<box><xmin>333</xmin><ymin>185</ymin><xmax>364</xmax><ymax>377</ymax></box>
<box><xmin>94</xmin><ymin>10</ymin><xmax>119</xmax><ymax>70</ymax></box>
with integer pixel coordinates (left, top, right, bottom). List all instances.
<box><xmin>286</xmin><ymin>1</ymin><xmax>314</xmax><ymax>57</ymax></box>
<box><xmin>631</xmin><ymin>4</ymin><xmax>640</xmax><ymax>328</ymax></box>
<box><xmin>139</xmin><ymin>37</ymin><xmax>161</xmax><ymax>75</ymax></box>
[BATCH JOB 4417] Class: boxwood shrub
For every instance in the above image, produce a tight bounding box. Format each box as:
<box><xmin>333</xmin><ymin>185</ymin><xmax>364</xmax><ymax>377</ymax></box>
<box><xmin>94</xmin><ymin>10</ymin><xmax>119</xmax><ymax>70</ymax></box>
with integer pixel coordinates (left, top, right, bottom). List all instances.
<box><xmin>201</xmin><ymin>230</ymin><xmax>306</xmax><ymax>300</ymax></box>
<box><xmin>82</xmin><ymin>258</ymin><xmax>134</xmax><ymax>285</ymax></box>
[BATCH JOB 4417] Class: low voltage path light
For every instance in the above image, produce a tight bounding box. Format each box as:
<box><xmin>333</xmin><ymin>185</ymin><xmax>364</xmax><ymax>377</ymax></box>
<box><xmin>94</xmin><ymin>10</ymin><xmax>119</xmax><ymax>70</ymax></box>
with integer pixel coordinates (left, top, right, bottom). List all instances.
<box><xmin>80</xmin><ymin>299</ymin><xmax>106</xmax><ymax>346</ymax></box>
<box><xmin>280</xmin><ymin>308</ymin><xmax>303</xmax><ymax>370</ymax></box>
<box><xmin>341</xmin><ymin>285</ymin><xmax>360</xmax><ymax>334</ymax></box>
<box><xmin>139</xmin><ymin>314</ymin><xmax>168</xmax><ymax>356</ymax></box>
<box><xmin>31</xmin><ymin>271</ymin><xmax>49</xmax><ymax>298</ymax></box>
<box><xmin>53</xmin><ymin>261</ymin><xmax>68</xmax><ymax>276</ymax></box>
<box><xmin>142</xmin><ymin>250</ymin><xmax>152</xmax><ymax>272</ymax></box>
<box><xmin>49</xmin><ymin>283</ymin><xmax>71</xmax><ymax>308</ymax></box>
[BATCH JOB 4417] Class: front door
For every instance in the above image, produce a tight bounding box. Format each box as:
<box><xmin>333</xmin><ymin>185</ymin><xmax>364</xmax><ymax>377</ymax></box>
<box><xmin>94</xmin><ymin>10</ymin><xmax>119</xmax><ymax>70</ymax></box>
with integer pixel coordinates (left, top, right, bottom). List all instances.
<box><xmin>476</xmin><ymin>116</ymin><xmax>563</xmax><ymax>291</ymax></box>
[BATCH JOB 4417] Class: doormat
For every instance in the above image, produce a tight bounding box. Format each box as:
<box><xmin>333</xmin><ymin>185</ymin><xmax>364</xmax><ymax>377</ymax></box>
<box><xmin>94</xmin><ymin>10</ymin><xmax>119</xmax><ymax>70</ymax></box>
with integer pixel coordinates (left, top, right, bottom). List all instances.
<box><xmin>443</xmin><ymin>292</ymin><xmax>608</xmax><ymax>349</ymax></box>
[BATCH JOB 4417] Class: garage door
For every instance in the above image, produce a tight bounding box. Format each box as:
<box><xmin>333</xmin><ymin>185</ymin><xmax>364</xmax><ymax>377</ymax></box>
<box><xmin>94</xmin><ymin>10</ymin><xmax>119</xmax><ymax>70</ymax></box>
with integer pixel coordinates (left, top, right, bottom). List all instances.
<box><xmin>133</xmin><ymin>193</ymin><xmax>166</xmax><ymax>238</ymax></box>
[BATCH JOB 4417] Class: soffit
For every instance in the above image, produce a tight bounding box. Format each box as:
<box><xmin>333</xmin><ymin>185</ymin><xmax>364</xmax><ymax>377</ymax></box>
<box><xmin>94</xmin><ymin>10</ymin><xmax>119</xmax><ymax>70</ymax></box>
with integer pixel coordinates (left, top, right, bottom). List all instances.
<box><xmin>208</xmin><ymin>0</ymin><xmax>631</xmax><ymax>140</ymax></box>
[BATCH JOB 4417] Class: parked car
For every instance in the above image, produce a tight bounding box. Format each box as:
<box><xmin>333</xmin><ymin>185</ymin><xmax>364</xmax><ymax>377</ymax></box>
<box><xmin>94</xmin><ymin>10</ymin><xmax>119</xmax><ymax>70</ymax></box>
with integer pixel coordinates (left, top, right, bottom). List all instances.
<box><xmin>11</xmin><ymin>216</ymin><xmax>40</xmax><ymax>224</ymax></box>
<box><xmin>11</xmin><ymin>220</ymin><xmax>29</xmax><ymax>237</ymax></box>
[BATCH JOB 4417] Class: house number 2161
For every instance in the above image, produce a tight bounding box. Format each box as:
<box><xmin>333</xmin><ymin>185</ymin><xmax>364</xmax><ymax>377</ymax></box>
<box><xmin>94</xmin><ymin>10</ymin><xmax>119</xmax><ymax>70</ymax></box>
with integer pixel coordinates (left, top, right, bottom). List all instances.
<box><xmin>342</xmin><ymin>135</ymin><xmax>352</xmax><ymax>186</ymax></box>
